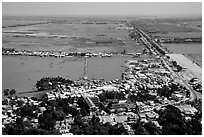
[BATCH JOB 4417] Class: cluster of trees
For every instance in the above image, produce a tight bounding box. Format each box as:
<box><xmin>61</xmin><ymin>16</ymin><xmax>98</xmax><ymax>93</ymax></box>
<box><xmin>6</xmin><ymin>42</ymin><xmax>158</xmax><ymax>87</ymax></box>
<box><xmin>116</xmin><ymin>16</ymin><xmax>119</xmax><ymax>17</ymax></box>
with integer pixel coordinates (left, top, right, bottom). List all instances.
<box><xmin>172</xmin><ymin>61</ymin><xmax>183</xmax><ymax>72</ymax></box>
<box><xmin>3</xmin><ymin>93</ymin><xmax>202</xmax><ymax>135</ymax></box>
<box><xmin>131</xmin><ymin>121</ymin><xmax>162</xmax><ymax>135</ymax></box>
<box><xmin>36</xmin><ymin>77</ymin><xmax>73</xmax><ymax>91</ymax></box>
<box><xmin>191</xmin><ymin>83</ymin><xmax>202</xmax><ymax>93</ymax></box>
<box><xmin>2</xmin><ymin>47</ymin><xmax>16</xmax><ymax>52</ymax></box>
<box><xmin>66</xmin><ymin>52</ymin><xmax>86</xmax><ymax>57</ymax></box>
<box><xmin>157</xmin><ymin>105</ymin><xmax>202</xmax><ymax>135</ymax></box>
<box><xmin>3</xmin><ymin>117</ymin><xmax>60</xmax><ymax>135</ymax></box>
<box><xmin>33</xmin><ymin>97</ymin><xmax>85</xmax><ymax>132</ymax></box>
<box><xmin>157</xmin><ymin>82</ymin><xmax>183</xmax><ymax>98</ymax></box>
<box><xmin>131</xmin><ymin>105</ymin><xmax>202</xmax><ymax>135</ymax></box>
<box><xmin>70</xmin><ymin>115</ymin><xmax>128</xmax><ymax>135</ymax></box>
<box><xmin>3</xmin><ymin>94</ymin><xmax>91</xmax><ymax>135</ymax></box>
<box><xmin>38</xmin><ymin>107</ymin><xmax>65</xmax><ymax>131</ymax></box>
<box><xmin>2</xmin><ymin>21</ymin><xmax>50</xmax><ymax>28</ymax></box>
<box><xmin>136</xmin><ymin>91</ymin><xmax>157</xmax><ymax>102</ymax></box>
<box><xmin>3</xmin><ymin>104</ymin><xmax>61</xmax><ymax>135</ymax></box>
<box><xmin>98</xmin><ymin>90</ymin><xmax>125</xmax><ymax>102</ymax></box>
<box><xmin>3</xmin><ymin>89</ymin><xmax>16</xmax><ymax>96</ymax></box>
<box><xmin>127</xmin><ymin>88</ymin><xmax>157</xmax><ymax>103</ymax></box>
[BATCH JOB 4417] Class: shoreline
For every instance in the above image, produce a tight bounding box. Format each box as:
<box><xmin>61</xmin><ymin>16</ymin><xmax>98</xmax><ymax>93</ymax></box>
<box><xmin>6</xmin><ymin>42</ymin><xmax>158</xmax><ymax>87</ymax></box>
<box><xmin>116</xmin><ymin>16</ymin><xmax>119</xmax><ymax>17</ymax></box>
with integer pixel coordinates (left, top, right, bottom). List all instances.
<box><xmin>184</xmin><ymin>54</ymin><xmax>202</xmax><ymax>68</ymax></box>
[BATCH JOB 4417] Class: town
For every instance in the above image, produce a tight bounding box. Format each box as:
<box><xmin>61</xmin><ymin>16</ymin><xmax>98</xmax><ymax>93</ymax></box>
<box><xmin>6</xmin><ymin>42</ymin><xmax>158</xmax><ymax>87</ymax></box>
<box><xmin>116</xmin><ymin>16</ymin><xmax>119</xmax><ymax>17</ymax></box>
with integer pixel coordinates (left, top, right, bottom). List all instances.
<box><xmin>2</xmin><ymin>27</ymin><xmax>202</xmax><ymax>135</ymax></box>
<box><xmin>2</xmin><ymin>2</ymin><xmax>202</xmax><ymax>134</ymax></box>
<box><xmin>2</xmin><ymin>47</ymin><xmax>138</xmax><ymax>58</ymax></box>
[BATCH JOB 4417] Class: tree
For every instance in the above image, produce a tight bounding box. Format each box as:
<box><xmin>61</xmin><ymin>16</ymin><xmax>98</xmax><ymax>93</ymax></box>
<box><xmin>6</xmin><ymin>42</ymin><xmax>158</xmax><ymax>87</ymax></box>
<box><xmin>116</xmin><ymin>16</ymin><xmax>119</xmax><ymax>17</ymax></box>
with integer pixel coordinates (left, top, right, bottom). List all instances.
<box><xmin>132</xmin><ymin>122</ymin><xmax>150</xmax><ymax>135</ymax></box>
<box><xmin>3</xmin><ymin>123</ymin><xmax>23</xmax><ymax>135</ymax></box>
<box><xmin>16</xmin><ymin>100</ymin><xmax>24</xmax><ymax>107</ymax></box>
<box><xmin>19</xmin><ymin>105</ymin><xmax>34</xmax><ymax>118</ymax></box>
<box><xmin>157</xmin><ymin>85</ymin><xmax>173</xmax><ymax>98</ymax></box>
<box><xmin>21</xmin><ymin>128</ymin><xmax>60</xmax><ymax>135</ymax></box>
<box><xmin>3</xmin><ymin>89</ymin><xmax>10</xmax><ymax>96</ymax></box>
<box><xmin>9</xmin><ymin>99</ymin><xmax>17</xmax><ymax>106</ymax></box>
<box><xmin>53</xmin><ymin>110</ymin><xmax>66</xmax><ymax>121</ymax></box>
<box><xmin>128</xmin><ymin>94</ymin><xmax>137</xmax><ymax>103</ymax></box>
<box><xmin>9</xmin><ymin>89</ymin><xmax>16</xmax><ymax>96</ymax></box>
<box><xmin>36</xmin><ymin>77</ymin><xmax>73</xmax><ymax>91</ymax></box>
<box><xmin>2</xmin><ymin>99</ymin><xmax>9</xmax><ymax>105</ymax></box>
<box><xmin>184</xmin><ymin>112</ymin><xmax>202</xmax><ymax>135</ymax></box>
<box><xmin>73</xmin><ymin>115</ymin><xmax>84</xmax><ymax>126</ymax></box>
<box><xmin>158</xmin><ymin>105</ymin><xmax>188</xmax><ymax>135</ymax></box>
<box><xmin>22</xmin><ymin>120</ymin><xmax>32</xmax><ymax>129</ymax></box>
<box><xmin>177</xmin><ymin>65</ymin><xmax>183</xmax><ymax>72</ymax></box>
<box><xmin>144</xmin><ymin>121</ymin><xmax>162</xmax><ymax>135</ymax></box>
<box><xmin>70</xmin><ymin>125</ymin><xmax>83</xmax><ymax>135</ymax></box>
<box><xmin>172</xmin><ymin>61</ymin><xmax>177</xmax><ymax>67</ymax></box>
<box><xmin>135</xmin><ymin>126</ymin><xmax>150</xmax><ymax>135</ymax></box>
<box><xmin>38</xmin><ymin>110</ymin><xmax>56</xmax><ymax>131</ymax></box>
<box><xmin>115</xmin><ymin>124</ymin><xmax>128</xmax><ymax>135</ymax></box>
<box><xmin>162</xmin><ymin>123</ymin><xmax>184</xmax><ymax>135</ymax></box>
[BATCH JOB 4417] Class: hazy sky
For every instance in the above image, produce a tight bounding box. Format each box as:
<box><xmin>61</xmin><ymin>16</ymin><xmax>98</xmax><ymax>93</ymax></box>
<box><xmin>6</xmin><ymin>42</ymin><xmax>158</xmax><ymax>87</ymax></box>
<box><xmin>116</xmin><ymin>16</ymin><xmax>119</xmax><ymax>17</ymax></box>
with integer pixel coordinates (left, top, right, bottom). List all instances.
<box><xmin>2</xmin><ymin>2</ymin><xmax>202</xmax><ymax>16</ymax></box>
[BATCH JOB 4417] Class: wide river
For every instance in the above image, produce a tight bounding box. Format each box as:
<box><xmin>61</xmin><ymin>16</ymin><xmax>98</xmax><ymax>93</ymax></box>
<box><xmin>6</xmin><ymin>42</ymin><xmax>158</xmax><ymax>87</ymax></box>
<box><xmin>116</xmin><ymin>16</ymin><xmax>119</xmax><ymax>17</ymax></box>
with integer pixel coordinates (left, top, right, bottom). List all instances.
<box><xmin>162</xmin><ymin>43</ymin><xmax>202</xmax><ymax>54</ymax></box>
<box><xmin>2</xmin><ymin>55</ymin><xmax>132</xmax><ymax>92</ymax></box>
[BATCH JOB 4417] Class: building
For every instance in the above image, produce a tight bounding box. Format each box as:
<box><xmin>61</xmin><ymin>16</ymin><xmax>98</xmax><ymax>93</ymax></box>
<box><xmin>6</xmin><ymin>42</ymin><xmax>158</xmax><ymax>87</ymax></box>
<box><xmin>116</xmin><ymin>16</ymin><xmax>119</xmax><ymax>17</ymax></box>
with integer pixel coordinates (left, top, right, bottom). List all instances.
<box><xmin>89</xmin><ymin>96</ymin><xmax>100</xmax><ymax>106</ymax></box>
<box><xmin>146</xmin><ymin>112</ymin><xmax>157</xmax><ymax>121</ymax></box>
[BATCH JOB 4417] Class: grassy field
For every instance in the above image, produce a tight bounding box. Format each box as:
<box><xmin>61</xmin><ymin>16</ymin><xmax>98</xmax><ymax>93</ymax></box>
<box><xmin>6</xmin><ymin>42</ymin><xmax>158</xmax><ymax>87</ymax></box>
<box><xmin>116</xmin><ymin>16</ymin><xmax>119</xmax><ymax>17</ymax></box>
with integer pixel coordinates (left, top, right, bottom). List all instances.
<box><xmin>3</xmin><ymin>16</ymin><xmax>141</xmax><ymax>53</ymax></box>
<box><xmin>130</xmin><ymin>17</ymin><xmax>201</xmax><ymax>39</ymax></box>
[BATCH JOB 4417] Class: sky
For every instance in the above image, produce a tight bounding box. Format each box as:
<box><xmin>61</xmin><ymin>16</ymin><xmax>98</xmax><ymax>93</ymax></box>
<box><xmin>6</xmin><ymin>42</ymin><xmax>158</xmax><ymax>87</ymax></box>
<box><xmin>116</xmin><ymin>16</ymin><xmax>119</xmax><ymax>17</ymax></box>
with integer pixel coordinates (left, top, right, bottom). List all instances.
<box><xmin>2</xmin><ymin>2</ymin><xmax>202</xmax><ymax>16</ymax></box>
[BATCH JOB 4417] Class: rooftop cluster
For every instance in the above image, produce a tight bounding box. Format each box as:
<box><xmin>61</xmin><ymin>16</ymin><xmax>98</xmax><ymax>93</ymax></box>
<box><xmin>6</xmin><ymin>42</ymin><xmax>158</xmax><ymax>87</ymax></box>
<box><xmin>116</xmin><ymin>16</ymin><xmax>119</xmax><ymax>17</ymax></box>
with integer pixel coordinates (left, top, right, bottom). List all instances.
<box><xmin>2</xmin><ymin>57</ymin><xmax>202</xmax><ymax>135</ymax></box>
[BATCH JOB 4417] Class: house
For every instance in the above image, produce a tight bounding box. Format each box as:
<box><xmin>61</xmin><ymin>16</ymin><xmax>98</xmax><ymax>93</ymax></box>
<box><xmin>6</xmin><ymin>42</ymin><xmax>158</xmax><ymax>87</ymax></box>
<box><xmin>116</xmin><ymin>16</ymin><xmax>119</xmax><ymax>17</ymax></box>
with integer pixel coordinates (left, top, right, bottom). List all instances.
<box><xmin>128</xmin><ymin>104</ymin><xmax>137</xmax><ymax>111</ymax></box>
<box><xmin>139</xmin><ymin>113</ymin><xmax>146</xmax><ymax>119</ymax></box>
<box><xmin>127</xmin><ymin>112</ymin><xmax>139</xmax><ymax>122</ymax></box>
<box><xmin>146</xmin><ymin>112</ymin><xmax>158</xmax><ymax>121</ymax></box>
<box><xmin>114</xmin><ymin>115</ymin><xmax>127</xmax><ymax>123</ymax></box>
<box><xmin>118</xmin><ymin>100</ymin><xmax>127</xmax><ymax>104</ymax></box>
<box><xmin>139</xmin><ymin>113</ymin><xmax>148</xmax><ymax>123</ymax></box>
<box><xmin>172</xmin><ymin>93</ymin><xmax>183</xmax><ymax>101</ymax></box>
<box><xmin>59</xmin><ymin>124</ymin><xmax>71</xmax><ymax>135</ymax></box>
<box><xmin>176</xmin><ymin>105</ymin><xmax>198</xmax><ymax>115</ymax></box>
<box><xmin>151</xmin><ymin>120</ymin><xmax>162</xmax><ymax>129</ymax></box>
<box><xmin>99</xmin><ymin>115</ymin><xmax>114</xmax><ymax>125</ymax></box>
<box><xmin>31</xmin><ymin>119</ymin><xmax>38</xmax><ymax>128</ymax></box>
<box><xmin>46</xmin><ymin>93</ymin><xmax>55</xmax><ymax>100</ymax></box>
<box><xmin>112</xmin><ymin>103</ymin><xmax>128</xmax><ymax>112</ymax></box>
<box><xmin>89</xmin><ymin>96</ymin><xmax>100</xmax><ymax>106</ymax></box>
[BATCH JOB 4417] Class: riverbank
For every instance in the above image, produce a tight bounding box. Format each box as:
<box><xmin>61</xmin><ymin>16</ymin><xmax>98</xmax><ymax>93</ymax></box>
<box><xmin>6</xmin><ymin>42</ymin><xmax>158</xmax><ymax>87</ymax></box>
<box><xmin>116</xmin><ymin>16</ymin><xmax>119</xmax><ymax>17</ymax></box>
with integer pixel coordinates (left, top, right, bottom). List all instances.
<box><xmin>185</xmin><ymin>54</ymin><xmax>202</xmax><ymax>68</ymax></box>
<box><xmin>166</xmin><ymin>54</ymin><xmax>202</xmax><ymax>82</ymax></box>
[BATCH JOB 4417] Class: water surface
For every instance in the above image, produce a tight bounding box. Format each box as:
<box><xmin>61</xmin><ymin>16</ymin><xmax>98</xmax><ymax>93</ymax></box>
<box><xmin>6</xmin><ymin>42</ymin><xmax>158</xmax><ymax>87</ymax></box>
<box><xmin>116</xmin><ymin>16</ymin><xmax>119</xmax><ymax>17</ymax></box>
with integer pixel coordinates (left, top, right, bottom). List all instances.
<box><xmin>2</xmin><ymin>56</ymin><xmax>132</xmax><ymax>92</ymax></box>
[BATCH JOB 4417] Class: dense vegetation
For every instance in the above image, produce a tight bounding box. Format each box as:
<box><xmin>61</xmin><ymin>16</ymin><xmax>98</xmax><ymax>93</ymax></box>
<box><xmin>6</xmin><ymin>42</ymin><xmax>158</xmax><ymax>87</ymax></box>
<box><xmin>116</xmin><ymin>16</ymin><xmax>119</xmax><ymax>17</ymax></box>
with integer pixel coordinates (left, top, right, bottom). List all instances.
<box><xmin>36</xmin><ymin>77</ymin><xmax>74</xmax><ymax>91</ymax></box>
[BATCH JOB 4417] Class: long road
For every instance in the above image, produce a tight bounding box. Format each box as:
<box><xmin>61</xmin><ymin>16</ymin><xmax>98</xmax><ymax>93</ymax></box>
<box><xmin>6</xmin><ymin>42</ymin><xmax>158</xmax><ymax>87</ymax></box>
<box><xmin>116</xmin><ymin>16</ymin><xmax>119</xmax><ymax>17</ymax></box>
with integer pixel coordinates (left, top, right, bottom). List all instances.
<box><xmin>134</xmin><ymin>27</ymin><xmax>198</xmax><ymax>102</ymax></box>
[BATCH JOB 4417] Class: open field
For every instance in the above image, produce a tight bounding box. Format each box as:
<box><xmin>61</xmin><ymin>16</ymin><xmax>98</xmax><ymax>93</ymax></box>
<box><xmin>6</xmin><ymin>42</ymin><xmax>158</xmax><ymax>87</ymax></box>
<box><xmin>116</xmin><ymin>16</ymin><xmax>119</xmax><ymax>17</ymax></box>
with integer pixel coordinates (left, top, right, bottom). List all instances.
<box><xmin>130</xmin><ymin>17</ymin><xmax>202</xmax><ymax>39</ymax></box>
<box><xmin>3</xmin><ymin>16</ymin><xmax>141</xmax><ymax>53</ymax></box>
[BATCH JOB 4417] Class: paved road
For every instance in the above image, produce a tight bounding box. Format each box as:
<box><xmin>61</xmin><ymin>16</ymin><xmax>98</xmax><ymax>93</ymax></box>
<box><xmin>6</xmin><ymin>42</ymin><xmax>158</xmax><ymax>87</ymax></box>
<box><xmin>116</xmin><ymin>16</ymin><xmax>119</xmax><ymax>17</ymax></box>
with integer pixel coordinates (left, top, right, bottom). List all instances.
<box><xmin>134</xmin><ymin>28</ymin><xmax>198</xmax><ymax>102</ymax></box>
